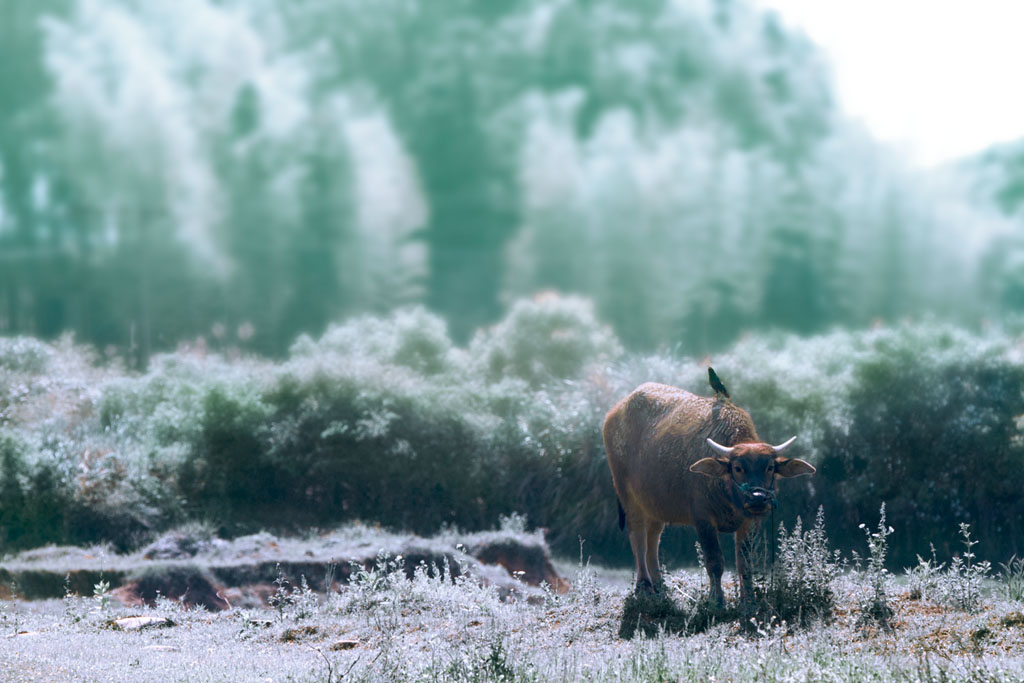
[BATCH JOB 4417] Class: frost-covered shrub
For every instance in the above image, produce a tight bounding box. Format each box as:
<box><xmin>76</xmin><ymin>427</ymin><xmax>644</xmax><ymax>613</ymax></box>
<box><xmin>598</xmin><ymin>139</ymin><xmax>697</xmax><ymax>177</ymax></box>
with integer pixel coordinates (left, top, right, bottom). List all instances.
<box><xmin>0</xmin><ymin>426</ymin><xmax>162</xmax><ymax>553</ymax></box>
<box><xmin>179</xmin><ymin>384</ymin><xmax>275</xmax><ymax>525</ymax></box>
<box><xmin>906</xmin><ymin>545</ymin><xmax>945</xmax><ymax>602</ymax></box>
<box><xmin>709</xmin><ymin>329</ymin><xmax>865</xmax><ymax>459</ymax></box>
<box><xmin>470</xmin><ymin>295</ymin><xmax>622</xmax><ymax>387</ymax></box>
<box><xmin>0</xmin><ymin>337</ymin><xmax>54</xmax><ymax>374</ymax></box>
<box><xmin>1</xmin><ymin>336</ymin><xmax>109</xmax><ymax>435</ymax></box>
<box><xmin>93</xmin><ymin>354</ymin><xmax>273</xmax><ymax>539</ymax></box>
<box><xmin>98</xmin><ymin>353</ymin><xmax>264</xmax><ymax>450</ymax></box>
<box><xmin>290</xmin><ymin>307</ymin><xmax>461</xmax><ymax>377</ymax></box>
<box><xmin>999</xmin><ymin>555</ymin><xmax>1024</xmax><ymax>602</ymax></box>
<box><xmin>0</xmin><ymin>430</ymin><xmax>97</xmax><ymax>552</ymax></box>
<box><xmin>502</xmin><ymin>383</ymin><xmax>621</xmax><ymax>558</ymax></box>
<box><xmin>810</xmin><ymin>324</ymin><xmax>1024</xmax><ymax>565</ymax></box>
<box><xmin>0</xmin><ymin>430</ymin><xmax>44</xmax><ymax>551</ymax></box>
<box><xmin>256</xmin><ymin>365</ymin><xmax>498</xmax><ymax>533</ymax></box>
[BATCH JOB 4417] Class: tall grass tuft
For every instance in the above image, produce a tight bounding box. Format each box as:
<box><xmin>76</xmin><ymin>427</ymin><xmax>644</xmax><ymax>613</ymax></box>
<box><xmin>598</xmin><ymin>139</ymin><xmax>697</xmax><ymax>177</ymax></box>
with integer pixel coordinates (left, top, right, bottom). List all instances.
<box><xmin>905</xmin><ymin>524</ymin><xmax>993</xmax><ymax>612</ymax></box>
<box><xmin>999</xmin><ymin>555</ymin><xmax>1024</xmax><ymax>602</ymax></box>
<box><xmin>906</xmin><ymin>544</ymin><xmax>945</xmax><ymax>601</ymax></box>
<box><xmin>755</xmin><ymin>506</ymin><xmax>842</xmax><ymax>628</ymax></box>
<box><xmin>944</xmin><ymin>523</ymin><xmax>991</xmax><ymax>612</ymax></box>
<box><xmin>855</xmin><ymin>503</ymin><xmax>894</xmax><ymax>629</ymax></box>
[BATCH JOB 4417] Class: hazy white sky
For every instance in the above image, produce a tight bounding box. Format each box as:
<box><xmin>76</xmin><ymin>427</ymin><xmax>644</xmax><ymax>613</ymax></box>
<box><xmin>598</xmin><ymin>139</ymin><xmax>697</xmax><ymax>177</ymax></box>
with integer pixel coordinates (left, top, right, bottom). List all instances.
<box><xmin>758</xmin><ymin>0</ymin><xmax>1024</xmax><ymax>166</ymax></box>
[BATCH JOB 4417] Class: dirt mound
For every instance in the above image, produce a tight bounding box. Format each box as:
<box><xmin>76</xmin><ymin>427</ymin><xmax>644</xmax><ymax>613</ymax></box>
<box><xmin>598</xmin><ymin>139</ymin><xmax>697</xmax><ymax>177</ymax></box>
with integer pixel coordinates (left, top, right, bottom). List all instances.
<box><xmin>121</xmin><ymin>564</ymin><xmax>230</xmax><ymax>611</ymax></box>
<box><xmin>0</xmin><ymin>525</ymin><xmax>569</xmax><ymax>605</ymax></box>
<box><xmin>465</xmin><ymin>533</ymin><xmax>569</xmax><ymax>592</ymax></box>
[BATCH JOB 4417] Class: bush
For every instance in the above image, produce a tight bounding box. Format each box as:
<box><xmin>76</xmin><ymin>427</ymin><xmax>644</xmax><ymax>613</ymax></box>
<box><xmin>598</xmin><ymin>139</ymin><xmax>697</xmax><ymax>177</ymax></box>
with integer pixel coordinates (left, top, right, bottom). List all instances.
<box><xmin>180</xmin><ymin>385</ymin><xmax>276</xmax><ymax>526</ymax></box>
<box><xmin>256</xmin><ymin>368</ymin><xmax>500</xmax><ymax>534</ymax></box>
<box><xmin>470</xmin><ymin>295</ymin><xmax>622</xmax><ymax>387</ymax></box>
<box><xmin>0</xmin><ymin>430</ymin><xmax>32</xmax><ymax>550</ymax></box>
<box><xmin>0</xmin><ymin>430</ymin><xmax>75</xmax><ymax>553</ymax></box>
<box><xmin>0</xmin><ymin>337</ymin><xmax>54</xmax><ymax>374</ymax></box>
<box><xmin>810</xmin><ymin>325</ymin><xmax>1024</xmax><ymax>566</ymax></box>
<box><xmin>290</xmin><ymin>307</ymin><xmax>461</xmax><ymax>377</ymax></box>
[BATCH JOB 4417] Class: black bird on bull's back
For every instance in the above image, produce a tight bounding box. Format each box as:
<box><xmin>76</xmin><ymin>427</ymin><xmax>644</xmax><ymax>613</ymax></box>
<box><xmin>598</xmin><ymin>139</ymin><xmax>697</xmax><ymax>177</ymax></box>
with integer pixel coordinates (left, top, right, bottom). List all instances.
<box><xmin>708</xmin><ymin>367</ymin><xmax>730</xmax><ymax>402</ymax></box>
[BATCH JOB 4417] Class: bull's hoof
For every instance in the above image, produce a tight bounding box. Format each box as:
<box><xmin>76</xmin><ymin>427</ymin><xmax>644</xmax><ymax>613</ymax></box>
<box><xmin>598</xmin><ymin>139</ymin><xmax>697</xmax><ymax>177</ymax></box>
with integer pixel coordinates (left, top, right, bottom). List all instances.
<box><xmin>634</xmin><ymin>578</ymin><xmax>657</xmax><ymax>595</ymax></box>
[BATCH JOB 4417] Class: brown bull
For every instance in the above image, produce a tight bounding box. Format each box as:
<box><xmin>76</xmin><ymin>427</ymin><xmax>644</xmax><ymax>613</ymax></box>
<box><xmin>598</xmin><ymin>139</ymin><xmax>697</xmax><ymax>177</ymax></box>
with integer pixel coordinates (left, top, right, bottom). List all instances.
<box><xmin>603</xmin><ymin>382</ymin><xmax>814</xmax><ymax>604</ymax></box>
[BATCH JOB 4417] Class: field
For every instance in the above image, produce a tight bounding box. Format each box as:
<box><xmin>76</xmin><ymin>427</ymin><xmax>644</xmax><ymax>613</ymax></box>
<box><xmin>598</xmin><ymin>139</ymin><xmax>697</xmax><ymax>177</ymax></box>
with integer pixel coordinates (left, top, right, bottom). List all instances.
<box><xmin>3</xmin><ymin>519</ymin><xmax>1024</xmax><ymax>682</ymax></box>
<box><xmin>2</xmin><ymin>559</ymin><xmax>1023</xmax><ymax>682</ymax></box>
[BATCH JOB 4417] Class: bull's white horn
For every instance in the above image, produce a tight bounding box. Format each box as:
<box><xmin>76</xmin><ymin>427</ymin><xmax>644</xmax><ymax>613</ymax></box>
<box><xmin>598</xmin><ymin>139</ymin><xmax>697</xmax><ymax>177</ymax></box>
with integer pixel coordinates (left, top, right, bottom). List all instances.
<box><xmin>772</xmin><ymin>436</ymin><xmax>798</xmax><ymax>453</ymax></box>
<box><xmin>706</xmin><ymin>438</ymin><xmax>735</xmax><ymax>456</ymax></box>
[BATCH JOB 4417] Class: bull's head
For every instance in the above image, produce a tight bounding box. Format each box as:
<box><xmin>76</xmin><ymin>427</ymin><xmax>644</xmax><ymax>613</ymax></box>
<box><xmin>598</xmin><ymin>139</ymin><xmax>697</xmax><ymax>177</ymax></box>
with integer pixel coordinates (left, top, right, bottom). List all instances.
<box><xmin>690</xmin><ymin>437</ymin><xmax>815</xmax><ymax>516</ymax></box>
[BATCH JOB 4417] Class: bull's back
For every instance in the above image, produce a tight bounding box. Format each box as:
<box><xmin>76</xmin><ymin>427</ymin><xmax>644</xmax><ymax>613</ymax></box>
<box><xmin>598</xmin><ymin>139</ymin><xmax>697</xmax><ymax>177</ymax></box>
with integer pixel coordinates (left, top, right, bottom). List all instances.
<box><xmin>604</xmin><ymin>382</ymin><xmax>716</xmax><ymax>458</ymax></box>
<box><xmin>602</xmin><ymin>384</ymin><xmax>706</xmax><ymax>517</ymax></box>
<box><xmin>603</xmin><ymin>383</ymin><xmax>686</xmax><ymax>468</ymax></box>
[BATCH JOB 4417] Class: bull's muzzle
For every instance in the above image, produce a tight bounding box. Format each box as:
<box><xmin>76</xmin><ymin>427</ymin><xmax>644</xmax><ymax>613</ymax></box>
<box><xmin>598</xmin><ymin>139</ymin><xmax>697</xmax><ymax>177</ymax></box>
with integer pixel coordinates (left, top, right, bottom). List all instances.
<box><xmin>739</xmin><ymin>485</ymin><xmax>776</xmax><ymax>514</ymax></box>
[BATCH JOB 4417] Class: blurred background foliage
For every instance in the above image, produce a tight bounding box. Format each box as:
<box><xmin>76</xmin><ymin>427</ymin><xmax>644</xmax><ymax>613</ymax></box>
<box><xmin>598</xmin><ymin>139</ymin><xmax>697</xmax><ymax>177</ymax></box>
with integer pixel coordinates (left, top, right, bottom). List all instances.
<box><xmin>2</xmin><ymin>0</ymin><xmax>1017</xmax><ymax>358</ymax></box>
<box><xmin>2</xmin><ymin>0</ymin><xmax>1024</xmax><ymax>565</ymax></box>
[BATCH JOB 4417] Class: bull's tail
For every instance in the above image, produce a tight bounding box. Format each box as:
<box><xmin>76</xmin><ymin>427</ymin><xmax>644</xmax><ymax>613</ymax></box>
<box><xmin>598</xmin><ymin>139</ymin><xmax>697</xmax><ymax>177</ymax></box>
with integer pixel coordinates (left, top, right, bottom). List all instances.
<box><xmin>617</xmin><ymin>497</ymin><xmax>626</xmax><ymax>531</ymax></box>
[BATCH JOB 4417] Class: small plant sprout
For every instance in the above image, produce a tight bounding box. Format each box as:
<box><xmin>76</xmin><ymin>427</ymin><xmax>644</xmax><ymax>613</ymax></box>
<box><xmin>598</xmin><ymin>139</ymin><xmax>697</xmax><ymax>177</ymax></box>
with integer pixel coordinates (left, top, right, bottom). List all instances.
<box><xmin>1</xmin><ymin>580</ymin><xmax>20</xmax><ymax>635</ymax></box>
<box><xmin>945</xmin><ymin>522</ymin><xmax>991</xmax><ymax>612</ymax></box>
<box><xmin>93</xmin><ymin>577</ymin><xmax>112</xmax><ymax>614</ymax></box>
<box><xmin>906</xmin><ymin>544</ymin><xmax>944</xmax><ymax>601</ymax></box>
<box><xmin>63</xmin><ymin>573</ymin><xmax>86</xmax><ymax>625</ymax></box>
<box><xmin>267</xmin><ymin>565</ymin><xmax>321</xmax><ymax>622</ymax></box>
<box><xmin>293</xmin><ymin>576</ymin><xmax>320</xmax><ymax>620</ymax></box>
<box><xmin>858</xmin><ymin>503</ymin><xmax>894</xmax><ymax>629</ymax></box>
<box><xmin>999</xmin><ymin>554</ymin><xmax>1024</xmax><ymax>602</ymax></box>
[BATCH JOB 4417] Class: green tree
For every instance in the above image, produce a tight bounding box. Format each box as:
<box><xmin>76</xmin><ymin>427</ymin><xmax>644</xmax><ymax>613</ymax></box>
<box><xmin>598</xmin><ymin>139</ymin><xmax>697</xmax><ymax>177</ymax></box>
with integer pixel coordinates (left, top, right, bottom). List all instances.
<box><xmin>0</xmin><ymin>1</ymin><xmax>74</xmax><ymax>338</ymax></box>
<box><xmin>279</xmin><ymin>0</ymin><xmax>833</xmax><ymax>340</ymax></box>
<box><xmin>760</xmin><ymin>179</ymin><xmax>837</xmax><ymax>334</ymax></box>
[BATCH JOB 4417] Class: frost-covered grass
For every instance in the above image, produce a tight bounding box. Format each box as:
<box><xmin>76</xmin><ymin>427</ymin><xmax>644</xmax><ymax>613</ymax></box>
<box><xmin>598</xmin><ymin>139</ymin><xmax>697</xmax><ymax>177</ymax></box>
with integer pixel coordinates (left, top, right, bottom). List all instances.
<box><xmin>3</xmin><ymin>296</ymin><xmax>1024</xmax><ymax>569</ymax></box>
<box><xmin>4</xmin><ymin>513</ymin><xmax>1024</xmax><ymax>682</ymax></box>
<box><xmin>4</xmin><ymin>557</ymin><xmax>1024</xmax><ymax>683</ymax></box>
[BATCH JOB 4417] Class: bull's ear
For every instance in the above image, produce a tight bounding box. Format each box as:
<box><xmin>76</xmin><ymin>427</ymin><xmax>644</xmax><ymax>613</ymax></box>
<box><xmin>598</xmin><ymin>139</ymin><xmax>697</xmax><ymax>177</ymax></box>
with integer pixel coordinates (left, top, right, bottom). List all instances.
<box><xmin>775</xmin><ymin>457</ymin><xmax>815</xmax><ymax>478</ymax></box>
<box><xmin>690</xmin><ymin>457</ymin><xmax>730</xmax><ymax>477</ymax></box>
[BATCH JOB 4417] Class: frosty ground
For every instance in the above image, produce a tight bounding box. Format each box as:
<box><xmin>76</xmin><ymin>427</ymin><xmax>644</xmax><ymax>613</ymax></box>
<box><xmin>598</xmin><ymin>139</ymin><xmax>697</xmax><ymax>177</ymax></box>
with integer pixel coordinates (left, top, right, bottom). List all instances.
<box><xmin>3</xmin><ymin>548</ymin><xmax>1024</xmax><ymax>682</ymax></box>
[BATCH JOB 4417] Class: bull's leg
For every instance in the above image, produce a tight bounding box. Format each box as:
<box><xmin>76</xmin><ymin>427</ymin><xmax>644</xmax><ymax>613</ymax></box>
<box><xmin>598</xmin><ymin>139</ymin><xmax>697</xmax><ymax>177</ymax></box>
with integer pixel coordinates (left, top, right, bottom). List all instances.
<box><xmin>695</xmin><ymin>519</ymin><xmax>725</xmax><ymax>606</ymax></box>
<box><xmin>626</xmin><ymin>512</ymin><xmax>655</xmax><ymax>592</ymax></box>
<box><xmin>735</xmin><ymin>520</ymin><xmax>757</xmax><ymax>608</ymax></box>
<box><xmin>644</xmin><ymin>521</ymin><xmax>666</xmax><ymax>589</ymax></box>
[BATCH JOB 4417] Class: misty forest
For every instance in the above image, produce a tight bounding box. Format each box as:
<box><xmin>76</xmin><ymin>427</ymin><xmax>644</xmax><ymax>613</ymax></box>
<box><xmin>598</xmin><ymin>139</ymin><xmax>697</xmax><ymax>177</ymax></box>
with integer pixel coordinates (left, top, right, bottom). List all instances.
<box><xmin>4</xmin><ymin>1</ymin><xmax>1024</xmax><ymax>681</ymax></box>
